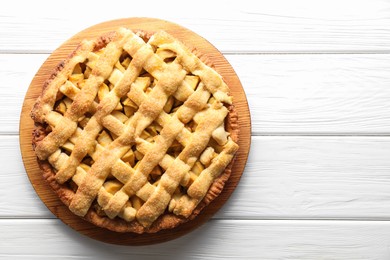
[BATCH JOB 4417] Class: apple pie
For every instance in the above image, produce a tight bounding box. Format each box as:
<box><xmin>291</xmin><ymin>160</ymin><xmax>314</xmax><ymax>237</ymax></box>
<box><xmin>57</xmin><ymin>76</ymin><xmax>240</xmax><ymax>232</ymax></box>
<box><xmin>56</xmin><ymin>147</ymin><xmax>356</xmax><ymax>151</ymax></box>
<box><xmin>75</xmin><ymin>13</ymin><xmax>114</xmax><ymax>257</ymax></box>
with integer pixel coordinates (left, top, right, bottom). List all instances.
<box><xmin>31</xmin><ymin>27</ymin><xmax>239</xmax><ymax>233</ymax></box>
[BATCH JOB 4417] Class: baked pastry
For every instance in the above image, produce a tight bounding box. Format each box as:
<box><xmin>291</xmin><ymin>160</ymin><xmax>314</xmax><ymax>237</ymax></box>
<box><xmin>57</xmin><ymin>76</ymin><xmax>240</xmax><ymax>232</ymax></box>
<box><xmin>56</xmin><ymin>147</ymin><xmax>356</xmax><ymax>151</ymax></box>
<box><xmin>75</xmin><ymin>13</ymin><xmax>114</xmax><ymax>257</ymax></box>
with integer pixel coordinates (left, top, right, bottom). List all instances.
<box><xmin>31</xmin><ymin>27</ymin><xmax>239</xmax><ymax>233</ymax></box>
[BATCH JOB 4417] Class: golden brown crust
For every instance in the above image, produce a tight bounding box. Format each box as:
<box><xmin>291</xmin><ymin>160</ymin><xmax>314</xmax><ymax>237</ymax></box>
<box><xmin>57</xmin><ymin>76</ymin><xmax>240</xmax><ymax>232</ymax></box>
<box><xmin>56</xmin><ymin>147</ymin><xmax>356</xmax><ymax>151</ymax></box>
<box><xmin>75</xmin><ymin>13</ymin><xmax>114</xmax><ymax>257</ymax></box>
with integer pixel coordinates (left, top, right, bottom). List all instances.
<box><xmin>31</xmin><ymin>31</ymin><xmax>117</xmax><ymax>124</ymax></box>
<box><xmin>31</xmin><ymin>28</ymin><xmax>239</xmax><ymax>234</ymax></box>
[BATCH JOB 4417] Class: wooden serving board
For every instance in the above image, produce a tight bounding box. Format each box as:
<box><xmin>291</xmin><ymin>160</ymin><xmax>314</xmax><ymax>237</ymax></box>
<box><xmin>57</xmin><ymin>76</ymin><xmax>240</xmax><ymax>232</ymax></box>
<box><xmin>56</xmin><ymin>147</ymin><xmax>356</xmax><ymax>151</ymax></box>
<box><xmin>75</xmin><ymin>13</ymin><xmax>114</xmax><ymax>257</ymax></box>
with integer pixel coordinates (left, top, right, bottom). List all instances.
<box><xmin>19</xmin><ymin>17</ymin><xmax>251</xmax><ymax>245</ymax></box>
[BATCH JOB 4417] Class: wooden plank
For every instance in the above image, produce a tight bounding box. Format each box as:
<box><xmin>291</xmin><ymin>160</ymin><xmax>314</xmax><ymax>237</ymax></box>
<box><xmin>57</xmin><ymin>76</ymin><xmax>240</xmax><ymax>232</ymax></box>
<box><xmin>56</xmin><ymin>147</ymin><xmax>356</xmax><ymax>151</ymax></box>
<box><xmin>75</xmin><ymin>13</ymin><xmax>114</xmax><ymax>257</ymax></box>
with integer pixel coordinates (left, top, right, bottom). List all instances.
<box><xmin>229</xmin><ymin>54</ymin><xmax>390</xmax><ymax>134</ymax></box>
<box><xmin>4</xmin><ymin>135</ymin><xmax>390</xmax><ymax>220</ymax></box>
<box><xmin>1</xmin><ymin>0</ymin><xmax>390</xmax><ymax>53</ymax></box>
<box><xmin>0</xmin><ymin>54</ymin><xmax>49</xmax><ymax>134</ymax></box>
<box><xmin>0</xmin><ymin>136</ymin><xmax>50</xmax><ymax>216</ymax></box>
<box><xmin>1</xmin><ymin>219</ymin><xmax>390</xmax><ymax>259</ymax></box>
<box><xmin>217</xmin><ymin>136</ymin><xmax>390</xmax><ymax>219</ymax></box>
<box><xmin>4</xmin><ymin>54</ymin><xmax>390</xmax><ymax>135</ymax></box>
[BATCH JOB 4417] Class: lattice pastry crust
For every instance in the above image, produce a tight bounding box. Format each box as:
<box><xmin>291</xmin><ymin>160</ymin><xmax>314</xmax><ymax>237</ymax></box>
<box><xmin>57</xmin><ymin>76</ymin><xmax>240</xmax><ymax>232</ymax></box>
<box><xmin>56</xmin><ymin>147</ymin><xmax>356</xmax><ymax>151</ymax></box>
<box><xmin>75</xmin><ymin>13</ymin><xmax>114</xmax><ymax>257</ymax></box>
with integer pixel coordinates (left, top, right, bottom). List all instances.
<box><xmin>31</xmin><ymin>28</ymin><xmax>239</xmax><ymax>233</ymax></box>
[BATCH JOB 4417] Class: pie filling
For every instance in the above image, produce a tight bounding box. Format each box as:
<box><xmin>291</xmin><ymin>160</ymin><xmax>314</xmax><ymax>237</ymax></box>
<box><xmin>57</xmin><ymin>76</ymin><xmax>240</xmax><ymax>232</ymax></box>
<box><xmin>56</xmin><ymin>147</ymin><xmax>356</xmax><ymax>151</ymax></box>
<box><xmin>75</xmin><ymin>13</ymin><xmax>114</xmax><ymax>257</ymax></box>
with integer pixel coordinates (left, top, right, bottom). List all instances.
<box><xmin>32</xmin><ymin>28</ymin><xmax>238</xmax><ymax>230</ymax></box>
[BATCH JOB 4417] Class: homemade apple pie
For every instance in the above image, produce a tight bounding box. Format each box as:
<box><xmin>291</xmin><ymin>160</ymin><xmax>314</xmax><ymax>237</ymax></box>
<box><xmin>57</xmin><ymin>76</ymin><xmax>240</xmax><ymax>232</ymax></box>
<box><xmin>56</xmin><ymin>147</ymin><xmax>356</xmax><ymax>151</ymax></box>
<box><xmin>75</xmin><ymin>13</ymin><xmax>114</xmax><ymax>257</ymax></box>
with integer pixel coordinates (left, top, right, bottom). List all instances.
<box><xmin>31</xmin><ymin>27</ymin><xmax>239</xmax><ymax>233</ymax></box>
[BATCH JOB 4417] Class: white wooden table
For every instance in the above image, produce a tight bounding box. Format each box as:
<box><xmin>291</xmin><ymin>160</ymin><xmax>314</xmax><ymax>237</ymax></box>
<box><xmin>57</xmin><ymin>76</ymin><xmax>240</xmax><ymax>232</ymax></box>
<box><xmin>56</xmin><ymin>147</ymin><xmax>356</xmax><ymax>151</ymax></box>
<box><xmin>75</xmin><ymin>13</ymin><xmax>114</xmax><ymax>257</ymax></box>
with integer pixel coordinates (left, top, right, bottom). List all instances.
<box><xmin>2</xmin><ymin>0</ymin><xmax>390</xmax><ymax>258</ymax></box>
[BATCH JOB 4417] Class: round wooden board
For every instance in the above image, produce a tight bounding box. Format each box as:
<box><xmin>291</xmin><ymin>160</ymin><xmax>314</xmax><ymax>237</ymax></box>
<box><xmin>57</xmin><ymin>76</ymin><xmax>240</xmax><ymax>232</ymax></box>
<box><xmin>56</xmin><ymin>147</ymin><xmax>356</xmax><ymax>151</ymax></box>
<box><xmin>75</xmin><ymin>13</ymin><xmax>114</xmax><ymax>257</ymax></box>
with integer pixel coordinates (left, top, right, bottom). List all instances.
<box><xmin>19</xmin><ymin>17</ymin><xmax>251</xmax><ymax>246</ymax></box>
